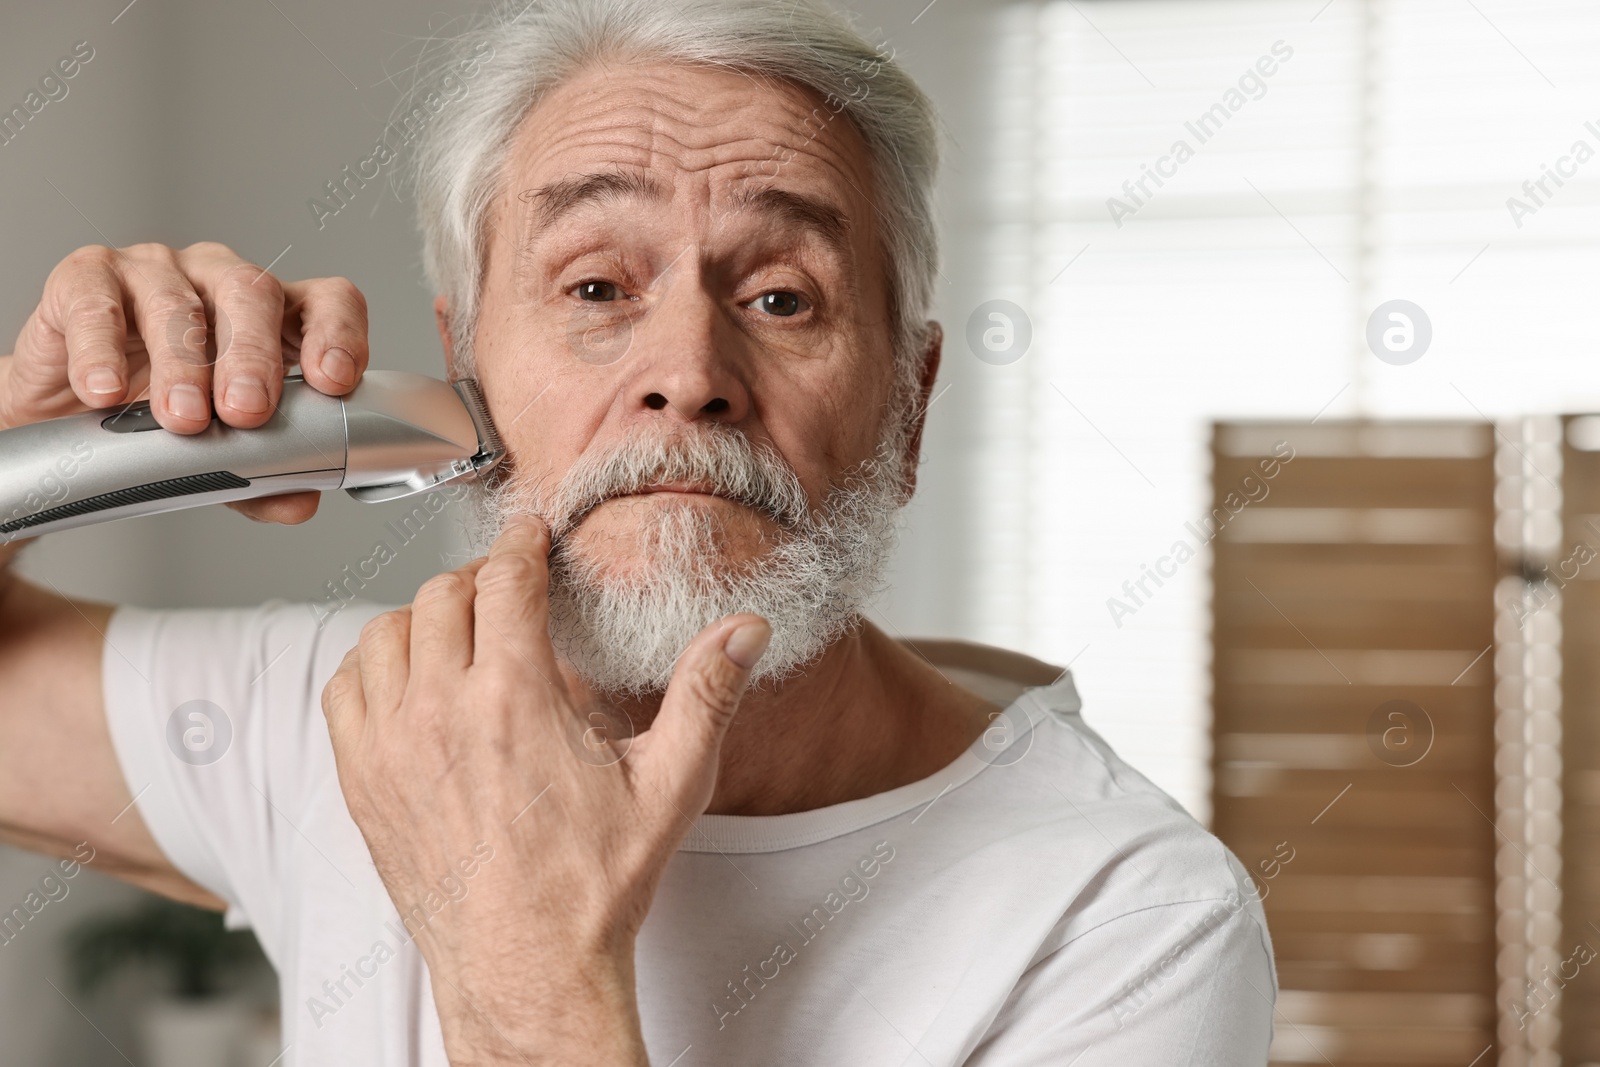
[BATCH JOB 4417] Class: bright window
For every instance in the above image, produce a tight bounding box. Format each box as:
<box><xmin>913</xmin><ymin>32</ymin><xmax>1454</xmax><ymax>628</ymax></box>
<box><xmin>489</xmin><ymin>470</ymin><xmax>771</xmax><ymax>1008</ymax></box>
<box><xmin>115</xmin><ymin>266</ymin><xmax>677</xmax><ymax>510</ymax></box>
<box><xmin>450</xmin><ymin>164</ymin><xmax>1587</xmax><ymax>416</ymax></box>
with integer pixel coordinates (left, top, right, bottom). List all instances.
<box><xmin>960</xmin><ymin>0</ymin><xmax>1600</xmax><ymax>821</ymax></box>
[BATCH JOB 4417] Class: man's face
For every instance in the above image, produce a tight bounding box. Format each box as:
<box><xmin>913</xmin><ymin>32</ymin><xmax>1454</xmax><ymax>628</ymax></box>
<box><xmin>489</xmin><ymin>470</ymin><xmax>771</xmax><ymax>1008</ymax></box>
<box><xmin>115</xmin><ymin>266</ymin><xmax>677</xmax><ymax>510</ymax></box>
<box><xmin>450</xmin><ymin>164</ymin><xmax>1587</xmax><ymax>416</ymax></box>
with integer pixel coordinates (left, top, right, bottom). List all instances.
<box><xmin>467</xmin><ymin>59</ymin><xmax>901</xmax><ymax>578</ymax></box>
<box><xmin>452</xmin><ymin>60</ymin><xmax>924</xmax><ymax>695</ymax></box>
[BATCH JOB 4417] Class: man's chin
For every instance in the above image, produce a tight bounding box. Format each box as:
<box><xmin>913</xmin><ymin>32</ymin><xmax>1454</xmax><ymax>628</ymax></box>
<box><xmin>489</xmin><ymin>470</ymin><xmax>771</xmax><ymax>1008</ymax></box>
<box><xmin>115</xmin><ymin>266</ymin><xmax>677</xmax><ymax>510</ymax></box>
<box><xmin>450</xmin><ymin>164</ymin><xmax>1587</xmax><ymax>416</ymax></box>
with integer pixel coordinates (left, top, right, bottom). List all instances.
<box><xmin>470</xmin><ymin>446</ymin><xmax>902</xmax><ymax>697</ymax></box>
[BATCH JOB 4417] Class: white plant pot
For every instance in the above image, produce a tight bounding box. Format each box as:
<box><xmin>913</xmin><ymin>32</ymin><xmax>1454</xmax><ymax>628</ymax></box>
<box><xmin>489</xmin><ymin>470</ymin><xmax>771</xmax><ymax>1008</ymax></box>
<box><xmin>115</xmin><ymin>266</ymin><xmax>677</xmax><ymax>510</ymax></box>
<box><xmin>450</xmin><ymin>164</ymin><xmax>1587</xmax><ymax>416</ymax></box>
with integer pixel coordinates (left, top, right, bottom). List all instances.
<box><xmin>139</xmin><ymin>997</ymin><xmax>248</xmax><ymax>1067</ymax></box>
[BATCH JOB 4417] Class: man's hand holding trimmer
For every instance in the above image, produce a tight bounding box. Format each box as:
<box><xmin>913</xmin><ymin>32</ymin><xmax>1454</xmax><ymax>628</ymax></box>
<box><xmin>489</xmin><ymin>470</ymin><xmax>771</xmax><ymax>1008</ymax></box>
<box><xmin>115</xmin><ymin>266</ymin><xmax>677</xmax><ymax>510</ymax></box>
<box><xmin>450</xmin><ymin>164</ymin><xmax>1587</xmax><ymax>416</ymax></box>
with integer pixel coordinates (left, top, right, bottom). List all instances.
<box><xmin>0</xmin><ymin>241</ymin><xmax>369</xmax><ymax>525</ymax></box>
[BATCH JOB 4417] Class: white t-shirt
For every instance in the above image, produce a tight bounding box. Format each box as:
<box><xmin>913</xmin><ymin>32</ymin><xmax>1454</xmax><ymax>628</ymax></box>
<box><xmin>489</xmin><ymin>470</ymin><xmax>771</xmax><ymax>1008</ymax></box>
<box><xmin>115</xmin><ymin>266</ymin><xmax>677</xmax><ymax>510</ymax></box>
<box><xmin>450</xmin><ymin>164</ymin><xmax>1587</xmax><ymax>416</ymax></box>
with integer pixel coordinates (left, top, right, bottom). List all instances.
<box><xmin>102</xmin><ymin>598</ymin><xmax>1276</xmax><ymax>1066</ymax></box>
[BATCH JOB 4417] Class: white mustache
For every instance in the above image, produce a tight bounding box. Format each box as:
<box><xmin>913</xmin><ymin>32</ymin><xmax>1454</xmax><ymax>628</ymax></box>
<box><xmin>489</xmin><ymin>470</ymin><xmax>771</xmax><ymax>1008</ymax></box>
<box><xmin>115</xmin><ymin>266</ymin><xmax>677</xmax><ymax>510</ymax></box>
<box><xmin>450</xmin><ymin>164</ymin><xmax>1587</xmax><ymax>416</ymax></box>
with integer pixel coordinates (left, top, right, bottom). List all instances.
<box><xmin>538</xmin><ymin>425</ymin><xmax>815</xmax><ymax>542</ymax></box>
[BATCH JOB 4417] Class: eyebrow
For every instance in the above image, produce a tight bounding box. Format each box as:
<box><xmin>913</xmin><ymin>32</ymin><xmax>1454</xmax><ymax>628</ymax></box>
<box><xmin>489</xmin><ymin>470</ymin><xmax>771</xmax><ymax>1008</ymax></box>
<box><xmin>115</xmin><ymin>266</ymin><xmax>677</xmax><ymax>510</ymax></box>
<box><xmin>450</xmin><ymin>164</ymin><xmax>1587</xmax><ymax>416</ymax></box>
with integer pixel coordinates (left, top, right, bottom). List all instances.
<box><xmin>726</xmin><ymin>185</ymin><xmax>851</xmax><ymax>257</ymax></box>
<box><xmin>518</xmin><ymin>170</ymin><xmax>851</xmax><ymax>257</ymax></box>
<box><xmin>521</xmin><ymin>169</ymin><xmax>667</xmax><ymax>237</ymax></box>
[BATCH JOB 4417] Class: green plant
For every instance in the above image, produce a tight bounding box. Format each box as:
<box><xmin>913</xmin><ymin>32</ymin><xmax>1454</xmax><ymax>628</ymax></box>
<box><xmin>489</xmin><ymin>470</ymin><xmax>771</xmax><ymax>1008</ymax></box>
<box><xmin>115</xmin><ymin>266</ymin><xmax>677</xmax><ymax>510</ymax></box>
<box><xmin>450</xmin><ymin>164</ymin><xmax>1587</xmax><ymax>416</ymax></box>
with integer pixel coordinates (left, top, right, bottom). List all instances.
<box><xmin>65</xmin><ymin>897</ymin><xmax>265</xmax><ymax>1000</ymax></box>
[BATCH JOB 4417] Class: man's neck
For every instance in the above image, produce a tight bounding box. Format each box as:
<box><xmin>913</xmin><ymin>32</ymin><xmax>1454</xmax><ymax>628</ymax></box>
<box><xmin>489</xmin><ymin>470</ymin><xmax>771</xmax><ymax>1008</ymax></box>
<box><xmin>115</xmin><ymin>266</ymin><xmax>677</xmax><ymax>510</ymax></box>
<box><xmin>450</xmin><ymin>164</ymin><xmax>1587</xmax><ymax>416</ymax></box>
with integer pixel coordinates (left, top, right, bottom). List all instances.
<box><xmin>593</xmin><ymin>621</ymin><xmax>1000</xmax><ymax>817</ymax></box>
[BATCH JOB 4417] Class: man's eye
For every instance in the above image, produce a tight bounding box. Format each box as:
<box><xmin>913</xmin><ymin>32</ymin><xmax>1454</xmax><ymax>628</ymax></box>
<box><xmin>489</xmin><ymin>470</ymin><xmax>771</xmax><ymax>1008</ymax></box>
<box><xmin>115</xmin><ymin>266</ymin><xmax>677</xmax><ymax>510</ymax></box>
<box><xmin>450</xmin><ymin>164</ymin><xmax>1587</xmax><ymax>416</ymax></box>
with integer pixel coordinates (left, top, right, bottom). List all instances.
<box><xmin>575</xmin><ymin>281</ymin><xmax>620</xmax><ymax>302</ymax></box>
<box><xmin>749</xmin><ymin>291</ymin><xmax>808</xmax><ymax>317</ymax></box>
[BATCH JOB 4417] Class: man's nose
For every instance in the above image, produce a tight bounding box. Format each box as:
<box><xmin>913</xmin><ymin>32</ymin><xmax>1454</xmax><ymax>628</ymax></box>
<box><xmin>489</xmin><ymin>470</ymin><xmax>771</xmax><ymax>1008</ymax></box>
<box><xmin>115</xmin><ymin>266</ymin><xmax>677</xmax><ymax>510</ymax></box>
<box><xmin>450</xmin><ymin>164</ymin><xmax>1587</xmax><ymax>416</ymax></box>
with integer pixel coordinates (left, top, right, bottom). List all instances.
<box><xmin>626</xmin><ymin>269</ymin><xmax>751</xmax><ymax>424</ymax></box>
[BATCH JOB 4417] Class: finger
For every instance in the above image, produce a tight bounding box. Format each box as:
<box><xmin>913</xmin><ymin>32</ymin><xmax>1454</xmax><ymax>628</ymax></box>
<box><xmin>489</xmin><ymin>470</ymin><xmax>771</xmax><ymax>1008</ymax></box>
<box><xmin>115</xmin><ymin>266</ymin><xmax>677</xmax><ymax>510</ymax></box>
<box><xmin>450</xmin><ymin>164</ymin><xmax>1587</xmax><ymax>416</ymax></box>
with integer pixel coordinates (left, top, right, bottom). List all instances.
<box><xmin>225</xmin><ymin>491</ymin><xmax>321</xmax><ymax>525</ymax></box>
<box><xmin>645</xmin><ymin>614</ymin><xmax>770</xmax><ymax>809</ymax></box>
<box><xmin>472</xmin><ymin>515</ymin><xmax>560</xmax><ymax>679</ymax></box>
<box><xmin>115</xmin><ymin>246</ymin><xmax>213</xmax><ymax>432</ymax></box>
<box><xmin>356</xmin><ymin>608</ymin><xmax>413</xmax><ymax>718</ymax></box>
<box><xmin>321</xmin><ymin>643</ymin><xmax>368</xmax><ymax>756</ymax></box>
<box><xmin>283</xmin><ymin>277</ymin><xmax>368</xmax><ymax>395</ymax></box>
<box><xmin>410</xmin><ymin>562</ymin><xmax>486</xmax><ymax>676</ymax></box>
<box><xmin>28</xmin><ymin>246</ymin><xmax>132</xmax><ymax>409</ymax></box>
<box><xmin>198</xmin><ymin>253</ymin><xmax>286</xmax><ymax>428</ymax></box>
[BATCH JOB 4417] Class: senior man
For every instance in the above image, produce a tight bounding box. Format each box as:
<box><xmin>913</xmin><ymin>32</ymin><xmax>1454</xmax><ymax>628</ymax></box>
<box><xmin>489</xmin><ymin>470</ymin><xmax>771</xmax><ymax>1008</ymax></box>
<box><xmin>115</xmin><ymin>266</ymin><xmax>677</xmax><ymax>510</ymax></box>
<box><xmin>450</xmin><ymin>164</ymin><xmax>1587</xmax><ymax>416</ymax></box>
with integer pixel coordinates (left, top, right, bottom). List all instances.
<box><xmin>0</xmin><ymin>0</ymin><xmax>1275</xmax><ymax>1063</ymax></box>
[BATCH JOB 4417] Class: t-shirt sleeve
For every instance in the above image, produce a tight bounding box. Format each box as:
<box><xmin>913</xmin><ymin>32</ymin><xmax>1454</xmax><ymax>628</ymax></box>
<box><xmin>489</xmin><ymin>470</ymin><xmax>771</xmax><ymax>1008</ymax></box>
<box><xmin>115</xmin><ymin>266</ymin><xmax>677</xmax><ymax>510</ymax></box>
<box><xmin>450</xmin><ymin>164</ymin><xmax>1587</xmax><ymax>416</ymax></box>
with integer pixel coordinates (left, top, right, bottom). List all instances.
<box><xmin>964</xmin><ymin>888</ymin><xmax>1278</xmax><ymax>1066</ymax></box>
<box><xmin>100</xmin><ymin>596</ymin><xmax>392</xmax><ymax>945</ymax></box>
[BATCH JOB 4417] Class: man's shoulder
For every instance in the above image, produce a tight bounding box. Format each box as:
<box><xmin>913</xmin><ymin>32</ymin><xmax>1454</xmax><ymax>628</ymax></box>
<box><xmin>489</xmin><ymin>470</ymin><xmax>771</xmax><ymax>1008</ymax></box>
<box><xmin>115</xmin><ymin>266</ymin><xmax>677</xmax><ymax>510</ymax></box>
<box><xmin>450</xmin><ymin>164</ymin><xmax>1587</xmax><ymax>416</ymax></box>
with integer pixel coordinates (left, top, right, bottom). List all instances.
<box><xmin>112</xmin><ymin>595</ymin><xmax>399</xmax><ymax>640</ymax></box>
<box><xmin>977</xmin><ymin>697</ymin><xmax>1274</xmax><ymax>988</ymax></box>
<box><xmin>973</xmin><ymin>685</ymin><xmax>1261</xmax><ymax>930</ymax></box>
<box><xmin>281</xmin><ymin>595</ymin><xmax>400</xmax><ymax>644</ymax></box>
<box><xmin>251</xmin><ymin>595</ymin><xmax>399</xmax><ymax>661</ymax></box>
<box><xmin>106</xmin><ymin>594</ymin><xmax>402</xmax><ymax>712</ymax></box>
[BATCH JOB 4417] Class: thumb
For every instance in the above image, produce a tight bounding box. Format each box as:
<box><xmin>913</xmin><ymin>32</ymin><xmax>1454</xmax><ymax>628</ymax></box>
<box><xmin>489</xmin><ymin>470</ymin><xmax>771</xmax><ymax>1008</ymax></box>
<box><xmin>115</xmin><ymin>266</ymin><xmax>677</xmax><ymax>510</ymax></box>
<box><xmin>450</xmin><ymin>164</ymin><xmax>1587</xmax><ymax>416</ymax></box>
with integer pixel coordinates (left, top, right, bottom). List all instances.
<box><xmin>644</xmin><ymin>614</ymin><xmax>771</xmax><ymax>809</ymax></box>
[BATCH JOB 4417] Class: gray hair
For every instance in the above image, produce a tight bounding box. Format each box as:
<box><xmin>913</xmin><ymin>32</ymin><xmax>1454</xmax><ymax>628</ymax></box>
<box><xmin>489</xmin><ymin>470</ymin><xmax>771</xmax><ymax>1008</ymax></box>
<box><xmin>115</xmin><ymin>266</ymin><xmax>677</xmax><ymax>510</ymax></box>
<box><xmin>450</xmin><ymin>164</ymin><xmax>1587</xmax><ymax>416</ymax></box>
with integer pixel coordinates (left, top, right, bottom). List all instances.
<box><xmin>402</xmin><ymin>0</ymin><xmax>941</xmax><ymax>414</ymax></box>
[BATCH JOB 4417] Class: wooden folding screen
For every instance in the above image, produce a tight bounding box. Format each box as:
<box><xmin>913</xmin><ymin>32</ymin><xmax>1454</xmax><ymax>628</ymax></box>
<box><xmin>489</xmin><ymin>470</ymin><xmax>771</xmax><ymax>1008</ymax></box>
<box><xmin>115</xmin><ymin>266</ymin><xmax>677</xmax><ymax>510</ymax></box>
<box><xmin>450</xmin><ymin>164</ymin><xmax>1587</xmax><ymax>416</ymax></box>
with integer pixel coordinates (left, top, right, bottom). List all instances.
<box><xmin>1209</xmin><ymin>421</ymin><xmax>1499</xmax><ymax>1066</ymax></box>
<box><xmin>1560</xmin><ymin>415</ymin><xmax>1600</xmax><ymax>1065</ymax></box>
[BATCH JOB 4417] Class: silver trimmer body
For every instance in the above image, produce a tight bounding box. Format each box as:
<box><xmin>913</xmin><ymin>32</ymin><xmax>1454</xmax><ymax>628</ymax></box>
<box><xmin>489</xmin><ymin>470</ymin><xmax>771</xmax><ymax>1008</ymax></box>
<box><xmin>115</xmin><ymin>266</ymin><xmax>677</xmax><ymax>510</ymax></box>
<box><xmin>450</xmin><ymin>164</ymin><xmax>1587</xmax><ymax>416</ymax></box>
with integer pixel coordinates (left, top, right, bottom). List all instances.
<box><xmin>0</xmin><ymin>371</ymin><xmax>505</xmax><ymax>542</ymax></box>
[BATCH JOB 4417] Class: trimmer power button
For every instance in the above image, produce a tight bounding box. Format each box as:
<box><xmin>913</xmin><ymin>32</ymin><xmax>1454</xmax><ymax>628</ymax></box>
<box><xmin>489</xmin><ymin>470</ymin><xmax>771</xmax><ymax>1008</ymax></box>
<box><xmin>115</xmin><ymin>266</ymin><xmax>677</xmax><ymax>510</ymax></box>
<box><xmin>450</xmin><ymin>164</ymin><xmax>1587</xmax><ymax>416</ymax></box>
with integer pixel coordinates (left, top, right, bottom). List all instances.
<box><xmin>100</xmin><ymin>403</ymin><xmax>163</xmax><ymax>433</ymax></box>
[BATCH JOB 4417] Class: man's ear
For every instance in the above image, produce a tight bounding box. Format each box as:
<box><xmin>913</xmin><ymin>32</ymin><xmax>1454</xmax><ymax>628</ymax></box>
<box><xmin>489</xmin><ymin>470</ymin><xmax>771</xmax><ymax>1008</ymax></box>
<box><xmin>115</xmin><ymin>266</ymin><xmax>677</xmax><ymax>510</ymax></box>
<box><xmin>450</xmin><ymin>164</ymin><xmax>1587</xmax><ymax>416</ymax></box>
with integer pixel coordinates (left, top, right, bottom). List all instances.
<box><xmin>898</xmin><ymin>320</ymin><xmax>944</xmax><ymax>503</ymax></box>
<box><xmin>434</xmin><ymin>294</ymin><xmax>458</xmax><ymax>378</ymax></box>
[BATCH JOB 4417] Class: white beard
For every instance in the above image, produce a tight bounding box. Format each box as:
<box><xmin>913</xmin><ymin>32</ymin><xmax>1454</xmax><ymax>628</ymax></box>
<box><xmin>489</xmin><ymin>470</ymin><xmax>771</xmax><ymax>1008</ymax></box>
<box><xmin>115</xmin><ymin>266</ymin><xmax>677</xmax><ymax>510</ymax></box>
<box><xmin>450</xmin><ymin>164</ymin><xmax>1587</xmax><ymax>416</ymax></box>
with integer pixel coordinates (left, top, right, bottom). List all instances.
<box><xmin>457</xmin><ymin>419</ymin><xmax>909</xmax><ymax>698</ymax></box>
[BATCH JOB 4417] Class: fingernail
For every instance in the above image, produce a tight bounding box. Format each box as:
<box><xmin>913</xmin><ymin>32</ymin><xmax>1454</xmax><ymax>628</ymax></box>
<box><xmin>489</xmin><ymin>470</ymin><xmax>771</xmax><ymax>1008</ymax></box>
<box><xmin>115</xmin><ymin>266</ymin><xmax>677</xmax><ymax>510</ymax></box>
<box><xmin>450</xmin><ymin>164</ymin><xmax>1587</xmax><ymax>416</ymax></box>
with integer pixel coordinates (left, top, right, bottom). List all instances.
<box><xmin>323</xmin><ymin>347</ymin><xmax>355</xmax><ymax>387</ymax></box>
<box><xmin>225</xmin><ymin>375</ymin><xmax>270</xmax><ymax>414</ymax></box>
<box><xmin>723</xmin><ymin>621</ymin><xmax>771</xmax><ymax>670</ymax></box>
<box><xmin>85</xmin><ymin>367</ymin><xmax>123</xmax><ymax>395</ymax></box>
<box><xmin>167</xmin><ymin>382</ymin><xmax>208</xmax><ymax>421</ymax></box>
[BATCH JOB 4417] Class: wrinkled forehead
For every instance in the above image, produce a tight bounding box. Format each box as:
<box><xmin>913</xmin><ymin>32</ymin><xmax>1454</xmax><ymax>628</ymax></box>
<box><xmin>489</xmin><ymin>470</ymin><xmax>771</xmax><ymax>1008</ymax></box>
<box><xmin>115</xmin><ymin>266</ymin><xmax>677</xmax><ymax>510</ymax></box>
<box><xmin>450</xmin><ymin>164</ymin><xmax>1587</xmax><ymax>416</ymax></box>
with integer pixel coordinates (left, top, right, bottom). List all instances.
<box><xmin>490</xmin><ymin>59</ymin><xmax>884</xmax><ymax>255</ymax></box>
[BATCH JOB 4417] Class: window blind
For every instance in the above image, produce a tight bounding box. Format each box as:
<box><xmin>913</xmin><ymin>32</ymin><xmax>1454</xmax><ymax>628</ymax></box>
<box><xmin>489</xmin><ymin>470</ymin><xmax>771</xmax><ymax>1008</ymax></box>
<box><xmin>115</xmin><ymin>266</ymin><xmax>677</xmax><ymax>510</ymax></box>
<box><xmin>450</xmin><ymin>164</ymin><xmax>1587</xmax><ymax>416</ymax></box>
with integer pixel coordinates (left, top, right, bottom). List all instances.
<box><xmin>971</xmin><ymin>0</ymin><xmax>1600</xmax><ymax>824</ymax></box>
